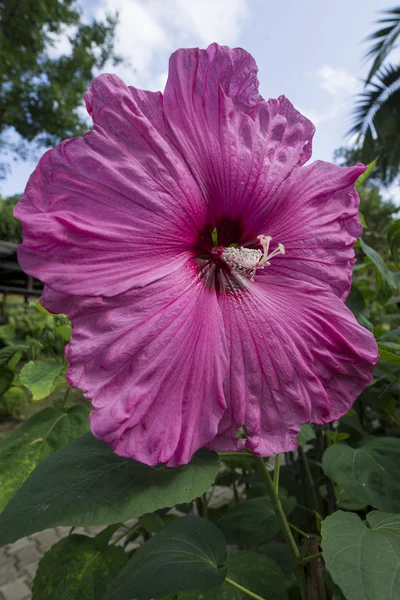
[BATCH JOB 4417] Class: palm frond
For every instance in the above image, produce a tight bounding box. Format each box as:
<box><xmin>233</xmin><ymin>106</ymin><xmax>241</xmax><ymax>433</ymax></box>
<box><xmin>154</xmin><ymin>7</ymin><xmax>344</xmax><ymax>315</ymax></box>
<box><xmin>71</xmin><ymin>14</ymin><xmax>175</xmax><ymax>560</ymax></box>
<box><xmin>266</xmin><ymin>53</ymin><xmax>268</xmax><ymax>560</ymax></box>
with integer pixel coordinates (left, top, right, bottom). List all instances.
<box><xmin>350</xmin><ymin>63</ymin><xmax>400</xmax><ymax>138</ymax></box>
<box><xmin>350</xmin><ymin>63</ymin><xmax>400</xmax><ymax>184</ymax></box>
<box><xmin>365</xmin><ymin>6</ymin><xmax>400</xmax><ymax>83</ymax></box>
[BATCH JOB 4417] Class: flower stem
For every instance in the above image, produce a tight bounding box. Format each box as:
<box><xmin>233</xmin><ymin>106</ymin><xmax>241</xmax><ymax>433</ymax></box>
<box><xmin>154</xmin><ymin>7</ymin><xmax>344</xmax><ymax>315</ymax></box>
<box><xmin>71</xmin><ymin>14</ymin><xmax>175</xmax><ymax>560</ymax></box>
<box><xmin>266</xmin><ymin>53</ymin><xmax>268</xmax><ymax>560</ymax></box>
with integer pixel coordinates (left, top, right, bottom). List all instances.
<box><xmin>225</xmin><ymin>577</ymin><xmax>266</xmax><ymax>600</ymax></box>
<box><xmin>255</xmin><ymin>456</ymin><xmax>308</xmax><ymax>600</ymax></box>
<box><xmin>273</xmin><ymin>454</ymin><xmax>280</xmax><ymax>492</ymax></box>
<box><xmin>299</xmin><ymin>446</ymin><xmax>321</xmax><ymax>517</ymax></box>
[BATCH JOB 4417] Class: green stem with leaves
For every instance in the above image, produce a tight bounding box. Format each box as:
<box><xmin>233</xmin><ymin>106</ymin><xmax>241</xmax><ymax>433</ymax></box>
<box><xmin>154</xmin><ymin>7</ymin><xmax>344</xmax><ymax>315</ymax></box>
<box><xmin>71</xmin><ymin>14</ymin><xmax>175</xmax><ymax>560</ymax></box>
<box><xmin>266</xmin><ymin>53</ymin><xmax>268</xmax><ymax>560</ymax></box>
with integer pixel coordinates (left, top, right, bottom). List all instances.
<box><xmin>225</xmin><ymin>577</ymin><xmax>267</xmax><ymax>600</ymax></box>
<box><xmin>255</xmin><ymin>456</ymin><xmax>308</xmax><ymax>600</ymax></box>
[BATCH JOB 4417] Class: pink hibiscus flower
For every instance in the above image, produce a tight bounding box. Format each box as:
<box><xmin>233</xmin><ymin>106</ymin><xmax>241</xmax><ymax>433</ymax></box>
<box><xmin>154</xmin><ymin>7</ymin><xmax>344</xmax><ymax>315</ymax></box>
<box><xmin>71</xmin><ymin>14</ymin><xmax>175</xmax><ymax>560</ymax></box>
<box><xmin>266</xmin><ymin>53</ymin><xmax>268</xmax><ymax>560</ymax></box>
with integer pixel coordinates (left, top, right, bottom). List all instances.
<box><xmin>15</xmin><ymin>44</ymin><xmax>378</xmax><ymax>466</ymax></box>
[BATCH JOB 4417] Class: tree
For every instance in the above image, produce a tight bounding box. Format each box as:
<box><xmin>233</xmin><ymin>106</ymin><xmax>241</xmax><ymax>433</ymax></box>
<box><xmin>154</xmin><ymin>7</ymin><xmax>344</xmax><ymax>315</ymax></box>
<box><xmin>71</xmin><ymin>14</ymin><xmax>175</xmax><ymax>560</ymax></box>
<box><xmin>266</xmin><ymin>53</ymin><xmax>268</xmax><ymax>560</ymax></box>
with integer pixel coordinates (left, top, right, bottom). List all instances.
<box><xmin>350</xmin><ymin>6</ymin><xmax>400</xmax><ymax>184</ymax></box>
<box><xmin>0</xmin><ymin>0</ymin><xmax>119</xmax><ymax>177</ymax></box>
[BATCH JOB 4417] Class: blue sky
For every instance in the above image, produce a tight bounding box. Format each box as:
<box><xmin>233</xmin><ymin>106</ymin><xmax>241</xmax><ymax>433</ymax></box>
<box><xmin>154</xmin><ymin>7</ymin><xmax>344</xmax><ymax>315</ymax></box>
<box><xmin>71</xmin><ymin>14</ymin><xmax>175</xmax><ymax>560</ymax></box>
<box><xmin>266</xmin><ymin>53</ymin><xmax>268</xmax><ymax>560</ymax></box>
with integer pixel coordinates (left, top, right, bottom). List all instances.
<box><xmin>1</xmin><ymin>0</ymin><xmax>396</xmax><ymax>197</ymax></box>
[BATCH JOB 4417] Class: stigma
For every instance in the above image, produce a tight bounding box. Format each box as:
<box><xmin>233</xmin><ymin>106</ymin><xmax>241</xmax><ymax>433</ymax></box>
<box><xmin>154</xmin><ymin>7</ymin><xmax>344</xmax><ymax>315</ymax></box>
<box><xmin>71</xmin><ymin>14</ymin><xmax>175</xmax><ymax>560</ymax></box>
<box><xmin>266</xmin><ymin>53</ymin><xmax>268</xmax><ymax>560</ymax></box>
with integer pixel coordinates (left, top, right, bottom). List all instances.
<box><xmin>217</xmin><ymin>235</ymin><xmax>285</xmax><ymax>280</ymax></box>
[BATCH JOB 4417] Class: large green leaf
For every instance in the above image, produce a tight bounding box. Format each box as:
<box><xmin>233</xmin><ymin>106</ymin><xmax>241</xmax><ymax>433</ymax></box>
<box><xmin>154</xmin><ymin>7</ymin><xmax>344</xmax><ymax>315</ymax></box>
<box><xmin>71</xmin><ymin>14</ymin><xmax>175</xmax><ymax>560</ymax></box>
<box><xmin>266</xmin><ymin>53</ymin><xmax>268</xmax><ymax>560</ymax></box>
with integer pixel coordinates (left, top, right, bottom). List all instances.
<box><xmin>103</xmin><ymin>516</ymin><xmax>227</xmax><ymax>600</ymax></box>
<box><xmin>0</xmin><ymin>405</ymin><xmax>90</xmax><ymax>511</ymax></box>
<box><xmin>322</xmin><ymin>510</ymin><xmax>400</xmax><ymax>600</ymax></box>
<box><xmin>0</xmin><ymin>433</ymin><xmax>219</xmax><ymax>545</ymax></box>
<box><xmin>258</xmin><ymin>543</ymin><xmax>296</xmax><ymax>590</ymax></box>
<box><xmin>322</xmin><ymin>436</ymin><xmax>400</xmax><ymax>512</ymax></box>
<box><xmin>217</xmin><ymin>490</ymin><xmax>296</xmax><ymax>545</ymax></box>
<box><xmin>177</xmin><ymin>551</ymin><xmax>288</xmax><ymax>599</ymax></box>
<box><xmin>32</xmin><ymin>534</ymin><xmax>127</xmax><ymax>600</ymax></box>
<box><xmin>20</xmin><ymin>359</ymin><xmax>67</xmax><ymax>400</ymax></box>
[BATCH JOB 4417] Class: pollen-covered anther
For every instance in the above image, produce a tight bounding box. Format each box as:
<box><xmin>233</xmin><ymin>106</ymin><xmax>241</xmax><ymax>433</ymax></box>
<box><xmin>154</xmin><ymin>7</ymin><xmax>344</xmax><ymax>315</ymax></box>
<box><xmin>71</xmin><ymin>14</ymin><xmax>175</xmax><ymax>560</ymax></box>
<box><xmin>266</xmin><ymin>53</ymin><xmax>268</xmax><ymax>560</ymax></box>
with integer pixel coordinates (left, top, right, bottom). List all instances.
<box><xmin>220</xmin><ymin>235</ymin><xmax>285</xmax><ymax>280</ymax></box>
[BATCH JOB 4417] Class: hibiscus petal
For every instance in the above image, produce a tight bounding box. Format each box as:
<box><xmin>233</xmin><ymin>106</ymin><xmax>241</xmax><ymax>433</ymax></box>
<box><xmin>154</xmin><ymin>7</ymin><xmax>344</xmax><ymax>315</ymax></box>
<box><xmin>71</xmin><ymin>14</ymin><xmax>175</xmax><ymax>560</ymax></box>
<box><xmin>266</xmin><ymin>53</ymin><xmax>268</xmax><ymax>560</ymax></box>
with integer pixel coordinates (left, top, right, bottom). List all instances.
<box><xmin>252</xmin><ymin>161</ymin><xmax>366</xmax><ymax>299</ymax></box>
<box><xmin>208</xmin><ymin>277</ymin><xmax>378</xmax><ymax>456</ymax></box>
<box><xmin>40</xmin><ymin>266</ymin><xmax>229</xmax><ymax>467</ymax></box>
<box><xmin>15</xmin><ymin>74</ymin><xmax>206</xmax><ymax>296</ymax></box>
<box><xmin>163</xmin><ymin>44</ymin><xmax>315</xmax><ymax>224</ymax></box>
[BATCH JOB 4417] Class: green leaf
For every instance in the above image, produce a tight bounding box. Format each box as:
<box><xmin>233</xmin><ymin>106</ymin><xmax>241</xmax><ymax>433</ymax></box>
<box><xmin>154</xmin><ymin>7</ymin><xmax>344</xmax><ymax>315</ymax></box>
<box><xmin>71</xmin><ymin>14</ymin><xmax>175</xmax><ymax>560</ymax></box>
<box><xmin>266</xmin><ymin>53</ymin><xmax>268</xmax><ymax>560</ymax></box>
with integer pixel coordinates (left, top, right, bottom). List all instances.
<box><xmin>0</xmin><ymin>433</ymin><xmax>219</xmax><ymax>546</ymax></box>
<box><xmin>0</xmin><ymin>366</ymin><xmax>14</xmax><ymax>396</ymax></box>
<box><xmin>380</xmin><ymin>394</ymin><xmax>400</xmax><ymax>427</ymax></box>
<box><xmin>32</xmin><ymin>534</ymin><xmax>127</xmax><ymax>600</ymax></box>
<box><xmin>94</xmin><ymin>524</ymin><xmax>123</xmax><ymax>548</ymax></box>
<box><xmin>258</xmin><ymin>543</ymin><xmax>296</xmax><ymax>590</ymax></box>
<box><xmin>177</xmin><ymin>551</ymin><xmax>288</xmax><ymax>600</ymax></box>
<box><xmin>0</xmin><ymin>344</ymin><xmax>27</xmax><ymax>368</ymax></box>
<box><xmin>103</xmin><ymin>516</ymin><xmax>227</xmax><ymax>600</ymax></box>
<box><xmin>322</xmin><ymin>436</ymin><xmax>400</xmax><ymax>512</ymax></box>
<box><xmin>322</xmin><ymin>510</ymin><xmax>400</xmax><ymax>600</ymax></box>
<box><xmin>0</xmin><ymin>405</ymin><xmax>90</xmax><ymax>511</ymax></box>
<box><xmin>355</xmin><ymin>157</ymin><xmax>378</xmax><ymax>190</ymax></box>
<box><xmin>324</xmin><ymin>431</ymin><xmax>350</xmax><ymax>444</ymax></box>
<box><xmin>388</xmin><ymin>219</ymin><xmax>400</xmax><ymax>262</ymax></box>
<box><xmin>55</xmin><ymin>325</ymin><xmax>72</xmax><ymax>342</ymax></box>
<box><xmin>20</xmin><ymin>360</ymin><xmax>67</xmax><ymax>400</ymax></box>
<box><xmin>359</xmin><ymin>238</ymin><xmax>396</xmax><ymax>303</ymax></box>
<box><xmin>217</xmin><ymin>490</ymin><xmax>296</xmax><ymax>545</ymax></box>
<box><xmin>377</xmin><ymin>344</ymin><xmax>400</xmax><ymax>366</ymax></box>
<box><xmin>297</xmin><ymin>424</ymin><xmax>316</xmax><ymax>446</ymax></box>
<box><xmin>345</xmin><ymin>284</ymin><xmax>366</xmax><ymax>317</ymax></box>
<box><xmin>139</xmin><ymin>512</ymin><xmax>165</xmax><ymax>534</ymax></box>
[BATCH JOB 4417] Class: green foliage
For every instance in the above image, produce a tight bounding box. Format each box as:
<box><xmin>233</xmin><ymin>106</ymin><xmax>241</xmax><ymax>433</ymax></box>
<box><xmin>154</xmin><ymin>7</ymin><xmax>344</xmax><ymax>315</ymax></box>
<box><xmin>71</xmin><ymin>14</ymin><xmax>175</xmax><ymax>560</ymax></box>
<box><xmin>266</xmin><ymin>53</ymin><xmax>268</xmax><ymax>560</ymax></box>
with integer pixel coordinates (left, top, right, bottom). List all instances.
<box><xmin>217</xmin><ymin>491</ymin><xmax>296</xmax><ymax>545</ymax></box>
<box><xmin>0</xmin><ymin>386</ymin><xmax>28</xmax><ymax>420</ymax></box>
<box><xmin>0</xmin><ymin>0</ymin><xmax>119</xmax><ymax>176</ymax></box>
<box><xmin>322</xmin><ymin>510</ymin><xmax>400</xmax><ymax>600</ymax></box>
<box><xmin>322</xmin><ymin>437</ymin><xmax>400</xmax><ymax>513</ymax></box>
<box><xmin>0</xmin><ymin>194</ymin><xmax>21</xmax><ymax>242</ymax></box>
<box><xmin>388</xmin><ymin>219</ymin><xmax>400</xmax><ymax>262</ymax></box>
<box><xmin>0</xmin><ymin>405</ymin><xmax>89</xmax><ymax>510</ymax></box>
<box><xmin>0</xmin><ymin>433</ymin><xmax>220</xmax><ymax>545</ymax></box>
<box><xmin>297</xmin><ymin>424</ymin><xmax>316</xmax><ymax>446</ymax></box>
<box><xmin>177</xmin><ymin>552</ymin><xmax>288</xmax><ymax>600</ymax></box>
<box><xmin>104</xmin><ymin>517</ymin><xmax>227</xmax><ymax>600</ymax></box>
<box><xmin>0</xmin><ymin>302</ymin><xmax>71</xmax><ymax>361</ymax></box>
<box><xmin>359</xmin><ymin>237</ymin><xmax>396</xmax><ymax>303</ymax></box>
<box><xmin>32</xmin><ymin>534</ymin><xmax>127</xmax><ymax>600</ymax></box>
<box><xmin>20</xmin><ymin>359</ymin><xmax>67</xmax><ymax>400</ymax></box>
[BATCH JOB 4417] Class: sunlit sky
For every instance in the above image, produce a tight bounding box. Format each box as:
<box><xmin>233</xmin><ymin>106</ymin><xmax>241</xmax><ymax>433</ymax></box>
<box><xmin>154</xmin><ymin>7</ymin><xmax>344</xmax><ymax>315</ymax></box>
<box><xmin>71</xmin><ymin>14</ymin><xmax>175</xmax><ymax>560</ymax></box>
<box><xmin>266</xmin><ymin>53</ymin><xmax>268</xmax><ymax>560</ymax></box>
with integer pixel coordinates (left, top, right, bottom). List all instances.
<box><xmin>1</xmin><ymin>0</ymin><xmax>397</xmax><ymax>197</ymax></box>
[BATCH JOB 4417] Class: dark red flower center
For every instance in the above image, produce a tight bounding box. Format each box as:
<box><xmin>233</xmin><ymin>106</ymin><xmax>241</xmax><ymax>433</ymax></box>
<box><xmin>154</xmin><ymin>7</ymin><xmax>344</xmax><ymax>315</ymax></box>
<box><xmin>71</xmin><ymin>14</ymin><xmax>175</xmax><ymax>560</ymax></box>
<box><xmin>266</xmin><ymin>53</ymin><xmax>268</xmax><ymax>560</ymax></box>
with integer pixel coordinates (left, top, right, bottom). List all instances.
<box><xmin>192</xmin><ymin>218</ymin><xmax>285</xmax><ymax>294</ymax></box>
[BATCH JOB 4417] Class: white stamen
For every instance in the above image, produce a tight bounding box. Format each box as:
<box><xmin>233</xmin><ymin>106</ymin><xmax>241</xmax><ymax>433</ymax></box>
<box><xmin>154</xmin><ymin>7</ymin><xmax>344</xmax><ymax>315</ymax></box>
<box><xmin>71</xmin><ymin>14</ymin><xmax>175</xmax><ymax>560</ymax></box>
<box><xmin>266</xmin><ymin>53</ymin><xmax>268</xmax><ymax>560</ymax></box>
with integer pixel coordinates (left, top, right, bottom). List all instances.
<box><xmin>257</xmin><ymin>234</ymin><xmax>285</xmax><ymax>267</ymax></box>
<box><xmin>220</xmin><ymin>235</ymin><xmax>285</xmax><ymax>280</ymax></box>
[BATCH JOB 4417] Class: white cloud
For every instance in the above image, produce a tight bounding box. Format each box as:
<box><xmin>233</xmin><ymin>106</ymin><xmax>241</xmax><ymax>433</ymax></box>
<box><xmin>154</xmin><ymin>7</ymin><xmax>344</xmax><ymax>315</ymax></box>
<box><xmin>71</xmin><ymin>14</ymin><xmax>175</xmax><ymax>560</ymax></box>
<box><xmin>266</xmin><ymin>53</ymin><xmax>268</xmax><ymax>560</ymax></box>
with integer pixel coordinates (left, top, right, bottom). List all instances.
<box><xmin>152</xmin><ymin>0</ymin><xmax>249</xmax><ymax>46</ymax></box>
<box><xmin>300</xmin><ymin>65</ymin><xmax>361</xmax><ymax>137</ymax></box>
<box><xmin>317</xmin><ymin>65</ymin><xmax>359</xmax><ymax>96</ymax></box>
<box><xmin>95</xmin><ymin>0</ymin><xmax>249</xmax><ymax>89</ymax></box>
